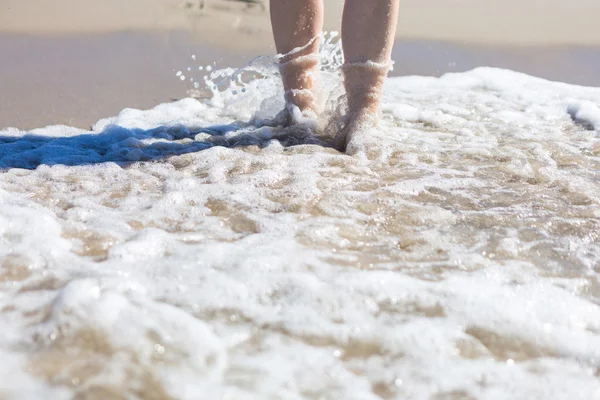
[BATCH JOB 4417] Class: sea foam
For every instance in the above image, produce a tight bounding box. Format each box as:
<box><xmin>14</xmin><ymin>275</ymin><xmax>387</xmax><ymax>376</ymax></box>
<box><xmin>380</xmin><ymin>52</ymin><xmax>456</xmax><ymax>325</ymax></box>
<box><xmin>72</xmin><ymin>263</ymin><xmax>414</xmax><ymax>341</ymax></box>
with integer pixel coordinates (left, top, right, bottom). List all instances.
<box><xmin>1</xmin><ymin>39</ymin><xmax>600</xmax><ymax>399</ymax></box>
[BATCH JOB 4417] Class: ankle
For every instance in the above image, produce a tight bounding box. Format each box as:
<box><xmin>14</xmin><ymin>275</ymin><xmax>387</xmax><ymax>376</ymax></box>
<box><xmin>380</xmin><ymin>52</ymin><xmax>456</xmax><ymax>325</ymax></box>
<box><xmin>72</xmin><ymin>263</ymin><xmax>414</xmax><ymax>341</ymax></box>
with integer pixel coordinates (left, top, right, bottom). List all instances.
<box><xmin>279</xmin><ymin>54</ymin><xmax>320</xmax><ymax>111</ymax></box>
<box><xmin>284</xmin><ymin>88</ymin><xmax>315</xmax><ymax>114</ymax></box>
<box><xmin>342</xmin><ymin>60</ymin><xmax>391</xmax><ymax>116</ymax></box>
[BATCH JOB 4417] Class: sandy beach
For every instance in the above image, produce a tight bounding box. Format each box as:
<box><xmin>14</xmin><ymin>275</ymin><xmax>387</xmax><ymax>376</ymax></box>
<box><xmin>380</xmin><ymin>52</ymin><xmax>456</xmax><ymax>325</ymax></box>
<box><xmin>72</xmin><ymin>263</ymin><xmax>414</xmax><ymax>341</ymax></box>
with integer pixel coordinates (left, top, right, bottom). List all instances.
<box><xmin>2</xmin><ymin>2</ymin><xmax>600</xmax><ymax>399</ymax></box>
<box><xmin>1</xmin><ymin>0</ymin><xmax>600</xmax><ymax>129</ymax></box>
<box><xmin>2</xmin><ymin>53</ymin><xmax>600</xmax><ymax>400</ymax></box>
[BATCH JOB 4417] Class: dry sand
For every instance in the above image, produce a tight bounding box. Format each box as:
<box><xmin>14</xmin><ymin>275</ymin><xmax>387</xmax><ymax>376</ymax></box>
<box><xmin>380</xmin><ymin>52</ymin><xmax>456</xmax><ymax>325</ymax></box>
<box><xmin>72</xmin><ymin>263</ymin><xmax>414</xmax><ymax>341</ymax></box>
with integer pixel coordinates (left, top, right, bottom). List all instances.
<box><xmin>2</xmin><ymin>0</ymin><xmax>600</xmax><ymax>47</ymax></box>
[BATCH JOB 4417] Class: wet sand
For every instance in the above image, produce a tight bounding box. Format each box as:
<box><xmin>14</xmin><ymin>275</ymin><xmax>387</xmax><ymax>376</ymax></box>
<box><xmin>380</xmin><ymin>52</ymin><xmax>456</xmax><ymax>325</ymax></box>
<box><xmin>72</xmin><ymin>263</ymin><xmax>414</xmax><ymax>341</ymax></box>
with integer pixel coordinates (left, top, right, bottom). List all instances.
<box><xmin>1</xmin><ymin>30</ymin><xmax>599</xmax><ymax>130</ymax></box>
<box><xmin>392</xmin><ymin>41</ymin><xmax>600</xmax><ymax>87</ymax></box>
<box><xmin>0</xmin><ymin>31</ymin><xmax>257</xmax><ymax>130</ymax></box>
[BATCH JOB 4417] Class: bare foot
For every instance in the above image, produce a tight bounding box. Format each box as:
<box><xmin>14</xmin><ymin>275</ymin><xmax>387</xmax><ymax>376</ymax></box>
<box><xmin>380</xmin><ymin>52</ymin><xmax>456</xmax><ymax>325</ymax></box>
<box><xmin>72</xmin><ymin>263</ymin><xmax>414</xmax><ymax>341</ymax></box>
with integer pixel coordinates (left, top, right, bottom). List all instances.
<box><xmin>278</xmin><ymin>54</ymin><xmax>320</xmax><ymax>114</ymax></box>
<box><xmin>334</xmin><ymin>61</ymin><xmax>389</xmax><ymax>153</ymax></box>
<box><xmin>333</xmin><ymin>111</ymin><xmax>378</xmax><ymax>152</ymax></box>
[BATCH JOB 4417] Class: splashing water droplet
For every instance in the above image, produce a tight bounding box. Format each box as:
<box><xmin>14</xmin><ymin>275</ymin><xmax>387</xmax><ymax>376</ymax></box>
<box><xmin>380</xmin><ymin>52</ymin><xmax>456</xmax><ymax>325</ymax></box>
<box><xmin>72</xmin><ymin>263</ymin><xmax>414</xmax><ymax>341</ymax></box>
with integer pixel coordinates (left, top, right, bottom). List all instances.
<box><xmin>176</xmin><ymin>31</ymin><xmax>344</xmax><ymax>107</ymax></box>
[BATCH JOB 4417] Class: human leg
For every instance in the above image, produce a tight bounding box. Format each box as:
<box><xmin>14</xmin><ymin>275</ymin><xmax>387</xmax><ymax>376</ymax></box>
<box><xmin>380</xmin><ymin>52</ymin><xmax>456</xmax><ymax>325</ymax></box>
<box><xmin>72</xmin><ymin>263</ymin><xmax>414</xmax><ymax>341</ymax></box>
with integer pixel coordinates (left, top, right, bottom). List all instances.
<box><xmin>337</xmin><ymin>0</ymin><xmax>400</xmax><ymax>150</ymax></box>
<box><xmin>269</xmin><ymin>0</ymin><xmax>324</xmax><ymax>114</ymax></box>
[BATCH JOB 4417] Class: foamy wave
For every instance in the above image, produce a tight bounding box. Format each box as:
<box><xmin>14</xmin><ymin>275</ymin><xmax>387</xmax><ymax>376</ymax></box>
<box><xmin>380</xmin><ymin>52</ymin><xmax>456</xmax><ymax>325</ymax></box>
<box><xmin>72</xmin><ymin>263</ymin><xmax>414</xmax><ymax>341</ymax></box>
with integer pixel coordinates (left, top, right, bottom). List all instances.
<box><xmin>1</xmin><ymin>65</ymin><xmax>600</xmax><ymax>399</ymax></box>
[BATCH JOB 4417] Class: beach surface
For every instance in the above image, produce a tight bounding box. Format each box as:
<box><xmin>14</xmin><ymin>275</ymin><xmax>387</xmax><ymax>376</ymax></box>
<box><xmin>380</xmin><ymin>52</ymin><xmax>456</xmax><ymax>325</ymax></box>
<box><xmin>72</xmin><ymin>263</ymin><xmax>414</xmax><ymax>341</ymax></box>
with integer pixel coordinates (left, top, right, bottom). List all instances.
<box><xmin>1</xmin><ymin>2</ymin><xmax>600</xmax><ymax>399</ymax></box>
<box><xmin>1</xmin><ymin>54</ymin><xmax>600</xmax><ymax>398</ymax></box>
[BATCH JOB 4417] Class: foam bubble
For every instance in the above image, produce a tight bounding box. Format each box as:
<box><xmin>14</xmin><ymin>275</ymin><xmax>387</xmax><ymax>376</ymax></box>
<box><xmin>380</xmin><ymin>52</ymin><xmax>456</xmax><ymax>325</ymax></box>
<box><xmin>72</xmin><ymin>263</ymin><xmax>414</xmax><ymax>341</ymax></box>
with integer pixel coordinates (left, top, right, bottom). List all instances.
<box><xmin>1</xmin><ymin>39</ymin><xmax>600</xmax><ymax>398</ymax></box>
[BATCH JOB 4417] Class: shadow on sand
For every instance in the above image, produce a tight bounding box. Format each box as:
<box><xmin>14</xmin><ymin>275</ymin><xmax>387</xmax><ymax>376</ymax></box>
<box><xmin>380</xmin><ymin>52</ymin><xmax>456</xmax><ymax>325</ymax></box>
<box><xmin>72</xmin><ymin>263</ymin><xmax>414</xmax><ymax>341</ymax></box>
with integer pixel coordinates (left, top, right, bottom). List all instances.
<box><xmin>0</xmin><ymin>122</ymin><xmax>328</xmax><ymax>170</ymax></box>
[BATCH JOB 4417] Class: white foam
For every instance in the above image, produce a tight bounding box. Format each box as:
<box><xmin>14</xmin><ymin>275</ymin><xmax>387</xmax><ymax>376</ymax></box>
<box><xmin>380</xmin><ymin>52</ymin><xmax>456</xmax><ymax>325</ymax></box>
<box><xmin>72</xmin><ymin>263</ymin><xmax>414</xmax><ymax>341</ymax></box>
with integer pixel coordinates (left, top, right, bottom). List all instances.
<box><xmin>568</xmin><ymin>100</ymin><xmax>600</xmax><ymax>131</ymax></box>
<box><xmin>1</xmin><ymin>62</ymin><xmax>600</xmax><ymax>398</ymax></box>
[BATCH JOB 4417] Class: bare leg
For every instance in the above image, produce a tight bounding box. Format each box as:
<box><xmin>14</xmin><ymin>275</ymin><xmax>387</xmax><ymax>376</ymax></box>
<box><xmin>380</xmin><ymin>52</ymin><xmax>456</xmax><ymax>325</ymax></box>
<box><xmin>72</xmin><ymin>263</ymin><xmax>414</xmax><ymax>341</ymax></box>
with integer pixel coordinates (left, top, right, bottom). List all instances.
<box><xmin>270</xmin><ymin>0</ymin><xmax>324</xmax><ymax>116</ymax></box>
<box><xmin>336</xmin><ymin>0</ymin><xmax>400</xmax><ymax>150</ymax></box>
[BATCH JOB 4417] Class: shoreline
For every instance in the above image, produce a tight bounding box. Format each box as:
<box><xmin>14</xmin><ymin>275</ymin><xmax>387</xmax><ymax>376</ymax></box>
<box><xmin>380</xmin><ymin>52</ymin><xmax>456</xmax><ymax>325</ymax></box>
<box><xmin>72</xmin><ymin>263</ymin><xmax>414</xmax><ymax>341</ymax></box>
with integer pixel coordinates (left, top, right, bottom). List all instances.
<box><xmin>1</xmin><ymin>30</ymin><xmax>599</xmax><ymax>131</ymax></box>
<box><xmin>2</xmin><ymin>0</ymin><xmax>599</xmax><ymax>130</ymax></box>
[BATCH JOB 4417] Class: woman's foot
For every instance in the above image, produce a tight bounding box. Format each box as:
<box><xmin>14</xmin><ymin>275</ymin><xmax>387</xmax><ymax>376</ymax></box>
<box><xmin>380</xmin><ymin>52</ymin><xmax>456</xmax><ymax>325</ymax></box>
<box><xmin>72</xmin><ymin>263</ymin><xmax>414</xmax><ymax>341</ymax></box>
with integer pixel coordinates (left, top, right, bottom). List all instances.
<box><xmin>334</xmin><ymin>60</ymin><xmax>390</xmax><ymax>152</ymax></box>
<box><xmin>251</xmin><ymin>52</ymin><xmax>320</xmax><ymax>130</ymax></box>
<box><xmin>333</xmin><ymin>110</ymin><xmax>377</xmax><ymax>152</ymax></box>
<box><xmin>278</xmin><ymin>53</ymin><xmax>320</xmax><ymax>118</ymax></box>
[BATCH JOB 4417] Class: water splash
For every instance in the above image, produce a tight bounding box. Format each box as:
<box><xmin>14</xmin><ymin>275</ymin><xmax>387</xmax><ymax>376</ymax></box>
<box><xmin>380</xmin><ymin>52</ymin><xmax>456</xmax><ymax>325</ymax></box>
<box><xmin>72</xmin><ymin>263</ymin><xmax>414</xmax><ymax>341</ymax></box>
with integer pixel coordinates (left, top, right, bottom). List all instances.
<box><xmin>177</xmin><ymin>31</ymin><xmax>345</xmax><ymax>105</ymax></box>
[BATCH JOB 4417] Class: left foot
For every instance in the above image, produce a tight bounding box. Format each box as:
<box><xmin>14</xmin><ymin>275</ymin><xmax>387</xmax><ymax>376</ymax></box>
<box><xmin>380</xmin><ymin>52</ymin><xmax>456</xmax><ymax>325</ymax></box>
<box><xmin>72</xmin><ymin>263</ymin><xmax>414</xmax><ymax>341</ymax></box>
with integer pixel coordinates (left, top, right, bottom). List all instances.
<box><xmin>278</xmin><ymin>53</ymin><xmax>320</xmax><ymax>114</ymax></box>
<box><xmin>252</xmin><ymin>103</ymin><xmax>318</xmax><ymax>130</ymax></box>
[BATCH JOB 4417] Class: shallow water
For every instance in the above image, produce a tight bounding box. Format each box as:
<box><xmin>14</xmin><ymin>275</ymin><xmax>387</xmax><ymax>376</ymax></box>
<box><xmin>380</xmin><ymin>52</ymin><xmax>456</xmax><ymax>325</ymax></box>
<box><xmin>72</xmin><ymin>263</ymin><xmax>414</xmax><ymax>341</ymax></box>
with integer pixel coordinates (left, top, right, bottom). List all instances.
<box><xmin>1</xmin><ymin>49</ymin><xmax>600</xmax><ymax>399</ymax></box>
